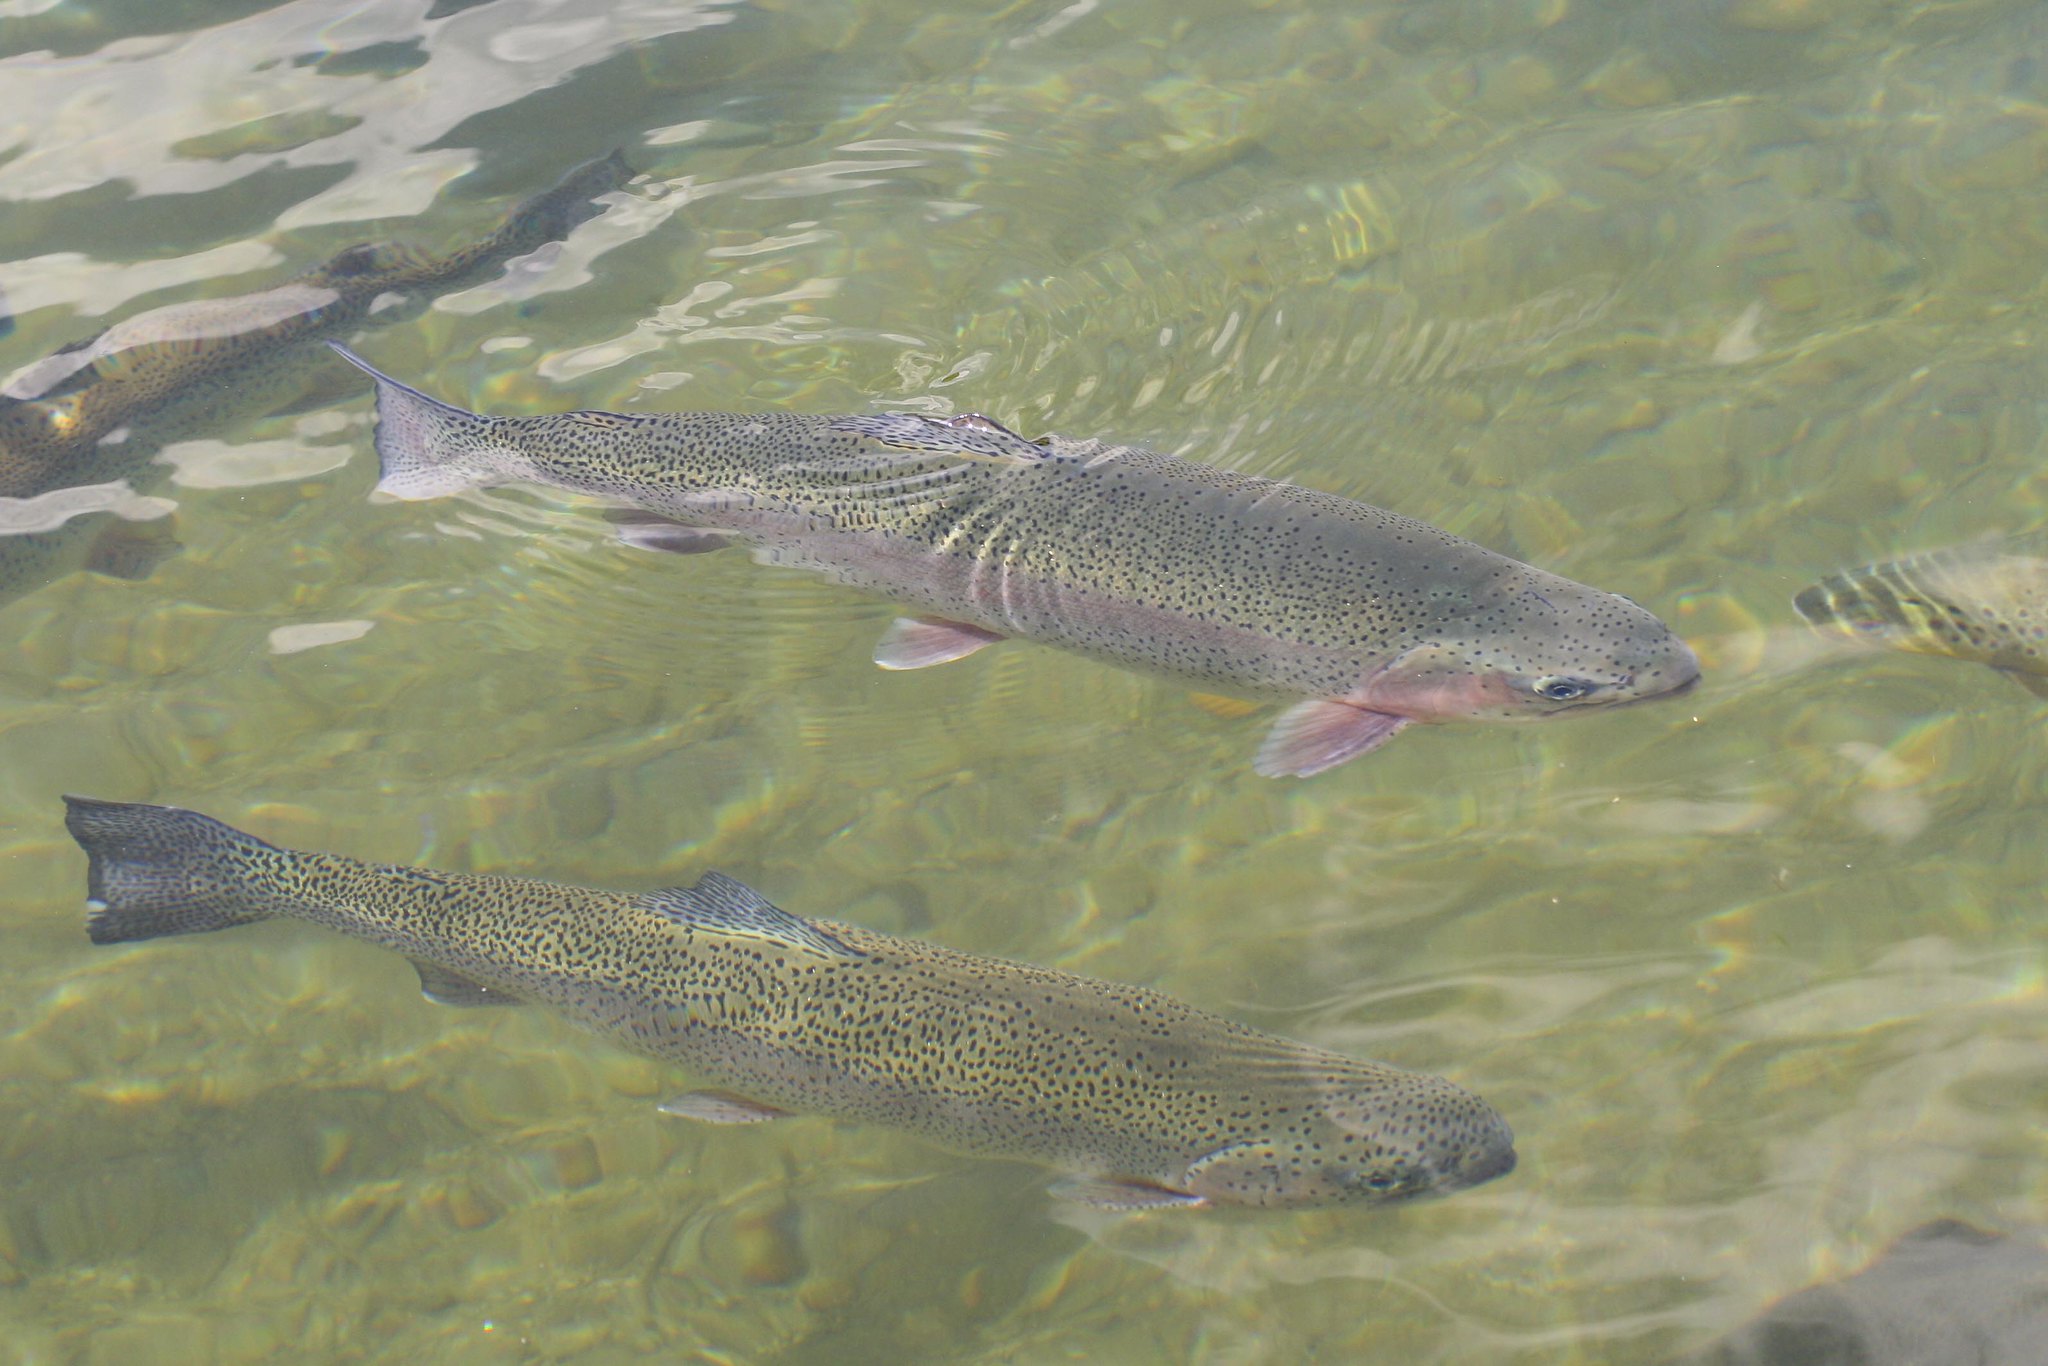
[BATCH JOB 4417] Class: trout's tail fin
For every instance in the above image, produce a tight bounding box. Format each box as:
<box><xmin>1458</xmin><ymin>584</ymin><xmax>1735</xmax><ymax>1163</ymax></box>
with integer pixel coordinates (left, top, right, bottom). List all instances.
<box><xmin>327</xmin><ymin>343</ymin><xmax>508</xmax><ymax>501</ymax></box>
<box><xmin>63</xmin><ymin>796</ymin><xmax>282</xmax><ymax>945</ymax></box>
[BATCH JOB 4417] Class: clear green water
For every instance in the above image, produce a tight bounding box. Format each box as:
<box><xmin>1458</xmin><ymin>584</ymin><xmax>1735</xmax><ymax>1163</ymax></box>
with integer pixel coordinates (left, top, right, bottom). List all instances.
<box><xmin>4</xmin><ymin>0</ymin><xmax>2048</xmax><ymax>1360</ymax></box>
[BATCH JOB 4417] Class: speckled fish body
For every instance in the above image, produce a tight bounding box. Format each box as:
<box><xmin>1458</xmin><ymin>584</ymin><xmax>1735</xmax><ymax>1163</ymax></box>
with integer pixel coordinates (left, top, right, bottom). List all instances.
<box><xmin>1793</xmin><ymin>541</ymin><xmax>2048</xmax><ymax>697</ymax></box>
<box><xmin>335</xmin><ymin>350</ymin><xmax>1701</xmax><ymax>776</ymax></box>
<box><xmin>0</xmin><ymin>153</ymin><xmax>632</xmax><ymax>602</ymax></box>
<box><xmin>65</xmin><ymin>796</ymin><xmax>1516</xmax><ymax>1211</ymax></box>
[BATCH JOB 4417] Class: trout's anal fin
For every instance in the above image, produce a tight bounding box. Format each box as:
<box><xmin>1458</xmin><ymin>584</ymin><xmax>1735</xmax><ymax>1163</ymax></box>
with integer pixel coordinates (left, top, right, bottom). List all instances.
<box><xmin>410</xmin><ymin>959</ymin><xmax>518</xmax><ymax>1007</ymax></box>
<box><xmin>659</xmin><ymin>1090</ymin><xmax>790</xmax><ymax>1124</ymax></box>
<box><xmin>1254</xmin><ymin>700</ymin><xmax>1411</xmax><ymax>778</ymax></box>
<box><xmin>640</xmin><ymin>872</ymin><xmax>863</xmax><ymax>961</ymax></box>
<box><xmin>1049</xmin><ymin>1176</ymin><xmax>1206</xmax><ymax>1211</ymax></box>
<box><xmin>1999</xmin><ymin>668</ymin><xmax>2048</xmax><ymax>701</ymax></box>
<box><xmin>608</xmin><ymin>512</ymin><xmax>737</xmax><ymax>556</ymax></box>
<box><xmin>873</xmin><ymin>616</ymin><xmax>1005</xmax><ymax>670</ymax></box>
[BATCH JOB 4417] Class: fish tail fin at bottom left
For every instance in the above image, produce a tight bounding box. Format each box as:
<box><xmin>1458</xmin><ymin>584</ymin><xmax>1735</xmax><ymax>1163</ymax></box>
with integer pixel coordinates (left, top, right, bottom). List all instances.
<box><xmin>326</xmin><ymin>342</ymin><xmax>506</xmax><ymax>501</ymax></box>
<box><xmin>63</xmin><ymin>796</ymin><xmax>283</xmax><ymax>945</ymax></box>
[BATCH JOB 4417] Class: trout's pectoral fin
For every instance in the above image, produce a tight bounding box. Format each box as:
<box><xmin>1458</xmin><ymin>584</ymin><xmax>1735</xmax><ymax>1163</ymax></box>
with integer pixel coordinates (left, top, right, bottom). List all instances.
<box><xmin>659</xmin><ymin>1090</ymin><xmax>791</xmax><ymax>1124</ymax></box>
<box><xmin>1254</xmin><ymin>700</ymin><xmax>1412</xmax><ymax>778</ymax></box>
<box><xmin>873</xmin><ymin>616</ymin><xmax>1006</xmax><ymax>670</ymax></box>
<box><xmin>607</xmin><ymin>511</ymin><xmax>738</xmax><ymax>555</ymax></box>
<box><xmin>1048</xmin><ymin>1176</ymin><xmax>1206</xmax><ymax>1211</ymax></box>
<box><xmin>1998</xmin><ymin>668</ymin><xmax>2048</xmax><ymax>701</ymax></box>
<box><xmin>410</xmin><ymin>959</ymin><xmax>519</xmax><ymax>1007</ymax></box>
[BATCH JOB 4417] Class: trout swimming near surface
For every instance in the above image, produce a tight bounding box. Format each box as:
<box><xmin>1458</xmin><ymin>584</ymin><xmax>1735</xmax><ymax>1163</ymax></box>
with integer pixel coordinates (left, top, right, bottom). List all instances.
<box><xmin>331</xmin><ymin>347</ymin><xmax>1701</xmax><ymax>776</ymax></box>
<box><xmin>0</xmin><ymin>151</ymin><xmax>633</xmax><ymax>605</ymax></box>
<box><xmin>64</xmin><ymin>796</ymin><xmax>1516</xmax><ymax>1211</ymax></box>
<box><xmin>1793</xmin><ymin>540</ymin><xmax>2048</xmax><ymax>698</ymax></box>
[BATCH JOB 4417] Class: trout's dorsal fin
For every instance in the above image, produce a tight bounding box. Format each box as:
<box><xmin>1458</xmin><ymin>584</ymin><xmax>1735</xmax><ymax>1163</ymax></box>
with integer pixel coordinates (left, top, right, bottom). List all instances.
<box><xmin>829</xmin><ymin>411</ymin><xmax>1047</xmax><ymax>465</ymax></box>
<box><xmin>640</xmin><ymin>872</ymin><xmax>862</xmax><ymax>960</ymax></box>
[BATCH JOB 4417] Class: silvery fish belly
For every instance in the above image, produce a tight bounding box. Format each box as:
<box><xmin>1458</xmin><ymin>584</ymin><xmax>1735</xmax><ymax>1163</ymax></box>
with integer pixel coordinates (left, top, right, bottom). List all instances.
<box><xmin>335</xmin><ymin>349</ymin><xmax>1701</xmax><ymax>776</ymax></box>
<box><xmin>1793</xmin><ymin>540</ymin><xmax>2048</xmax><ymax>698</ymax></box>
<box><xmin>64</xmin><ymin>797</ymin><xmax>1516</xmax><ymax>1211</ymax></box>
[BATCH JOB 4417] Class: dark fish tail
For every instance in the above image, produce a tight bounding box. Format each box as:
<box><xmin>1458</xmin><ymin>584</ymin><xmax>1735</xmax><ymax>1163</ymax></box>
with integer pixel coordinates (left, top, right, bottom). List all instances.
<box><xmin>330</xmin><ymin>152</ymin><xmax>635</xmax><ymax>298</ymax></box>
<box><xmin>489</xmin><ymin>149</ymin><xmax>636</xmax><ymax>256</ymax></box>
<box><xmin>63</xmin><ymin>796</ymin><xmax>282</xmax><ymax>944</ymax></box>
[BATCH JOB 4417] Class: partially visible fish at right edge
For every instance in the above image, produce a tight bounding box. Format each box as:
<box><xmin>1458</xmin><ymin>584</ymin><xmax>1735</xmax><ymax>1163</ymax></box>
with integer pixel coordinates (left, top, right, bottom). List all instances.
<box><xmin>1792</xmin><ymin>539</ymin><xmax>2048</xmax><ymax>698</ymax></box>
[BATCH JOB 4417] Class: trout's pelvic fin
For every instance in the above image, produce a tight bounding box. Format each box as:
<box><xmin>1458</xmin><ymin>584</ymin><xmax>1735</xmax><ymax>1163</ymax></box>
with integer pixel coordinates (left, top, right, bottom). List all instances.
<box><xmin>410</xmin><ymin>959</ymin><xmax>518</xmax><ymax>1007</ymax></box>
<box><xmin>1048</xmin><ymin>1177</ymin><xmax>1206</xmax><ymax>1211</ymax></box>
<box><xmin>639</xmin><ymin>872</ymin><xmax>863</xmax><ymax>961</ymax></box>
<box><xmin>1255</xmin><ymin>699</ymin><xmax>1412</xmax><ymax>778</ymax></box>
<box><xmin>873</xmin><ymin>616</ymin><xmax>1006</xmax><ymax>670</ymax></box>
<box><xmin>828</xmin><ymin>411</ymin><xmax>1047</xmax><ymax>466</ymax></box>
<box><xmin>659</xmin><ymin>1090</ymin><xmax>792</xmax><ymax>1124</ymax></box>
<box><xmin>608</xmin><ymin>511</ymin><xmax>738</xmax><ymax>556</ymax></box>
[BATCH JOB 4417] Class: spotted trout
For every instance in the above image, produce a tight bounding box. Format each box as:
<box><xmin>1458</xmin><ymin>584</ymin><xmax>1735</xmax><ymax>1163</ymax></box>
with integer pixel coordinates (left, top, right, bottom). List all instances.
<box><xmin>65</xmin><ymin>795</ymin><xmax>1516</xmax><ymax>1210</ymax></box>
<box><xmin>332</xmin><ymin>347</ymin><xmax>1699</xmax><ymax>775</ymax></box>
<box><xmin>1793</xmin><ymin>540</ymin><xmax>2048</xmax><ymax>698</ymax></box>
<box><xmin>0</xmin><ymin>152</ymin><xmax>633</xmax><ymax>604</ymax></box>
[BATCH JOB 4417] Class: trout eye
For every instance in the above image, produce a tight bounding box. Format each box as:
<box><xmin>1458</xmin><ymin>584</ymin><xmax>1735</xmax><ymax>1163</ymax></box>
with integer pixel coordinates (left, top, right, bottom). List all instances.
<box><xmin>1533</xmin><ymin>677</ymin><xmax>1593</xmax><ymax>702</ymax></box>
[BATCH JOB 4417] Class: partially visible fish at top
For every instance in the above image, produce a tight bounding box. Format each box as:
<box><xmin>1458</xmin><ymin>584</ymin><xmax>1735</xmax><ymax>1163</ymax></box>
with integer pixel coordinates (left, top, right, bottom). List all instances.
<box><xmin>1793</xmin><ymin>539</ymin><xmax>2048</xmax><ymax>698</ymax></box>
<box><xmin>0</xmin><ymin>151</ymin><xmax>634</xmax><ymax>606</ymax></box>
<box><xmin>330</xmin><ymin>348</ymin><xmax>1702</xmax><ymax>777</ymax></box>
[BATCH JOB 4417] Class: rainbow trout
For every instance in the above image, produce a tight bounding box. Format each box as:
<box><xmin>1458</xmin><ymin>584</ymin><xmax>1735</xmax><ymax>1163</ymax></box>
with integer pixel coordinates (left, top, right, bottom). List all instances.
<box><xmin>1793</xmin><ymin>540</ymin><xmax>2048</xmax><ymax>698</ymax></box>
<box><xmin>65</xmin><ymin>796</ymin><xmax>1516</xmax><ymax>1210</ymax></box>
<box><xmin>331</xmin><ymin>349</ymin><xmax>1701</xmax><ymax>776</ymax></box>
<box><xmin>0</xmin><ymin>152</ymin><xmax>632</xmax><ymax>603</ymax></box>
